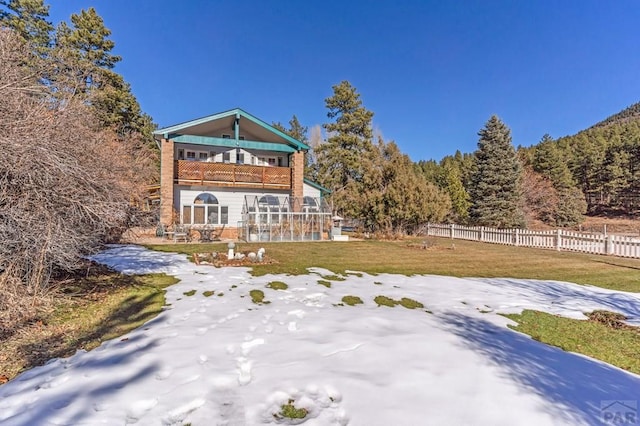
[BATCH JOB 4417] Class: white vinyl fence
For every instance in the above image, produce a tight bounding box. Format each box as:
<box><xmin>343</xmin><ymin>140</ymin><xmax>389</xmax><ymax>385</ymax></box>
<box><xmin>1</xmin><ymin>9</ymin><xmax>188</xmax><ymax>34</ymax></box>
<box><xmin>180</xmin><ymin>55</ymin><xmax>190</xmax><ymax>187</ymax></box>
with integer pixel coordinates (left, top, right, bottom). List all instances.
<box><xmin>425</xmin><ymin>224</ymin><xmax>640</xmax><ymax>259</ymax></box>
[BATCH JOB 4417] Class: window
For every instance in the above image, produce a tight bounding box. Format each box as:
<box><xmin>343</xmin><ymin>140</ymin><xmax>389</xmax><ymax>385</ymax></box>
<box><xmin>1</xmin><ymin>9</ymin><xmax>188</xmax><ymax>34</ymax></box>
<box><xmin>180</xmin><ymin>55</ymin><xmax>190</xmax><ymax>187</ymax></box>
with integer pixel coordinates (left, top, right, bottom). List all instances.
<box><xmin>268</xmin><ymin>158</ymin><xmax>276</xmax><ymax>166</ymax></box>
<box><xmin>186</xmin><ymin>151</ymin><xmax>196</xmax><ymax>161</ymax></box>
<box><xmin>303</xmin><ymin>196</ymin><xmax>318</xmax><ymax>208</ymax></box>
<box><xmin>208</xmin><ymin>209</ymin><xmax>218</xmax><ymax>224</ymax></box>
<box><xmin>303</xmin><ymin>196</ymin><xmax>319</xmax><ymax>217</ymax></box>
<box><xmin>194</xmin><ymin>205</ymin><xmax>205</xmax><ymax>223</ymax></box>
<box><xmin>182</xmin><ymin>205</ymin><xmax>191</xmax><ymax>222</ymax></box>
<box><xmin>259</xmin><ymin>195</ymin><xmax>281</xmax><ymax>207</ymax></box>
<box><xmin>239</xmin><ymin>135</ymin><xmax>246</xmax><ymax>140</ymax></box>
<box><xmin>221</xmin><ymin>206</ymin><xmax>228</xmax><ymax>225</ymax></box>
<box><xmin>237</xmin><ymin>153</ymin><xmax>245</xmax><ymax>164</ymax></box>
<box><xmin>222</xmin><ymin>134</ymin><xmax>231</xmax><ymax>139</ymax></box>
<box><xmin>177</xmin><ymin>149</ymin><xmax>185</xmax><ymax>160</ymax></box>
<box><xmin>195</xmin><ymin>193</ymin><xmax>218</xmax><ymax>204</ymax></box>
<box><xmin>182</xmin><ymin>193</ymin><xmax>229</xmax><ymax>225</ymax></box>
<box><xmin>223</xmin><ymin>152</ymin><xmax>231</xmax><ymax>163</ymax></box>
<box><xmin>277</xmin><ymin>157</ymin><xmax>283</xmax><ymax>167</ymax></box>
<box><xmin>258</xmin><ymin>195</ymin><xmax>282</xmax><ymax>224</ymax></box>
<box><xmin>199</xmin><ymin>152</ymin><xmax>208</xmax><ymax>161</ymax></box>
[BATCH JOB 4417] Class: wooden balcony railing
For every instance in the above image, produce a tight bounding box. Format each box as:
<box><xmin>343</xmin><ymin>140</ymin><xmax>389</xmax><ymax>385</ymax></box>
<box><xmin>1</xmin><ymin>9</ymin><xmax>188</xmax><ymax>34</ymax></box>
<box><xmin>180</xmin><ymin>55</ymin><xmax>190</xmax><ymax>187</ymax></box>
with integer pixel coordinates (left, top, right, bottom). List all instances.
<box><xmin>175</xmin><ymin>160</ymin><xmax>291</xmax><ymax>189</ymax></box>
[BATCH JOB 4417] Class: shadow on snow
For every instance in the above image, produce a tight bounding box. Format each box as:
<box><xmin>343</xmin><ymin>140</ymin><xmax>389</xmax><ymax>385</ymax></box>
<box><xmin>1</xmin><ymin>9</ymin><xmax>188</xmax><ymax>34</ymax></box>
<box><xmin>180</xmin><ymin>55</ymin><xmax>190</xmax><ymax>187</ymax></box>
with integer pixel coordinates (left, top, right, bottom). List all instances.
<box><xmin>439</xmin><ymin>311</ymin><xmax>640</xmax><ymax>424</ymax></box>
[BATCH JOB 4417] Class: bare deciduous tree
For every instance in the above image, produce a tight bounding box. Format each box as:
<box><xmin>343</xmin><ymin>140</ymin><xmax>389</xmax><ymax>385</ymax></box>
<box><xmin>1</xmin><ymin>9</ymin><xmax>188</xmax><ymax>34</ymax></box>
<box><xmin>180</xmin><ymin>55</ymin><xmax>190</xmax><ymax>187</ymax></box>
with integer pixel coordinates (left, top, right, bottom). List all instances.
<box><xmin>0</xmin><ymin>30</ymin><xmax>157</xmax><ymax>333</ymax></box>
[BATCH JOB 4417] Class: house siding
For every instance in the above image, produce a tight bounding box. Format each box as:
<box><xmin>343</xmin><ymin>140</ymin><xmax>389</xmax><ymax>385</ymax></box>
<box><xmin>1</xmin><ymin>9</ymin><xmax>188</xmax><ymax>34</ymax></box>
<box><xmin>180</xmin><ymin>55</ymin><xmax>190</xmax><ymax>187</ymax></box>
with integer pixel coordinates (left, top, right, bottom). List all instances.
<box><xmin>176</xmin><ymin>144</ymin><xmax>290</xmax><ymax>167</ymax></box>
<box><xmin>303</xmin><ymin>183</ymin><xmax>321</xmax><ymax>198</ymax></box>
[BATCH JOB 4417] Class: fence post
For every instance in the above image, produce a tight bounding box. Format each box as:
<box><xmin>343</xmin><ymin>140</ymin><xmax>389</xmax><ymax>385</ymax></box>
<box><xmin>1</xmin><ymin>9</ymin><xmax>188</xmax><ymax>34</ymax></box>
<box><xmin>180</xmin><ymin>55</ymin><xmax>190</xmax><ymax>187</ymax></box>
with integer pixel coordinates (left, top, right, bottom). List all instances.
<box><xmin>605</xmin><ymin>235</ymin><xmax>614</xmax><ymax>255</ymax></box>
<box><xmin>514</xmin><ymin>229</ymin><xmax>520</xmax><ymax>246</ymax></box>
<box><xmin>450</xmin><ymin>223</ymin><xmax>454</xmax><ymax>239</ymax></box>
<box><xmin>479</xmin><ymin>226</ymin><xmax>484</xmax><ymax>242</ymax></box>
<box><xmin>426</xmin><ymin>223</ymin><xmax>430</xmax><ymax>236</ymax></box>
<box><xmin>556</xmin><ymin>229</ymin><xmax>562</xmax><ymax>251</ymax></box>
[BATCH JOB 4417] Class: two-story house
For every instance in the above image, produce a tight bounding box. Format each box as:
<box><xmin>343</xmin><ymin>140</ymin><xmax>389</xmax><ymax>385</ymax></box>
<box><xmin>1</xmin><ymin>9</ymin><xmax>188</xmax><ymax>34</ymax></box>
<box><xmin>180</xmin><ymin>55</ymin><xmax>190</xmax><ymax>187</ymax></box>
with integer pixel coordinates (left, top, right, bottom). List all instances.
<box><xmin>154</xmin><ymin>108</ymin><xmax>331</xmax><ymax>241</ymax></box>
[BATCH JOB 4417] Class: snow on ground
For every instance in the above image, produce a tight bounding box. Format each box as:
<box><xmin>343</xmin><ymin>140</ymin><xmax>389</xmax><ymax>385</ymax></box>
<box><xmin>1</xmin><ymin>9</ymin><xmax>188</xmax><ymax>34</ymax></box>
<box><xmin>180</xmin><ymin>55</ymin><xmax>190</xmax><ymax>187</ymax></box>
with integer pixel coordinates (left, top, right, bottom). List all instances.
<box><xmin>1</xmin><ymin>245</ymin><xmax>640</xmax><ymax>425</ymax></box>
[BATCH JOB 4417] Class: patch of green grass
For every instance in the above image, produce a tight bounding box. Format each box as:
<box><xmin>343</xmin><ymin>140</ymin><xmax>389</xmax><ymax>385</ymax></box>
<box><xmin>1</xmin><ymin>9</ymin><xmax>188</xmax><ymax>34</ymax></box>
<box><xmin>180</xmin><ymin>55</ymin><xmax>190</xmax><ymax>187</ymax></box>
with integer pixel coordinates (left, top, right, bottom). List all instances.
<box><xmin>202</xmin><ymin>290</ymin><xmax>215</xmax><ymax>297</ymax></box>
<box><xmin>275</xmin><ymin>399</ymin><xmax>308</xmax><ymax>420</ymax></box>
<box><xmin>373</xmin><ymin>295</ymin><xmax>424</xmax><ymax>309</ymax></box>
<box><xmin>145</xmin><ymin>239</ymin><xmax>640</xmax><ymax>292</ymax></box>
<box><xmin>322</xmin><ymin>274</ymin><xmax>346</xmax><ymax>281</ymax></box>
<box><xmin>341</xmin><ymin>295</ymin><xmax>364</xmax><ymax>306</ymax></box>
<box><xmin>266</xmin><ymin>281</ymin><xmax>288</xmax><ymax>290</ymax></box>
<box><xmin>183</xmin><ymin>290</ymin><xmax>196</xmax><ymax>297</ymax></box>
<box><xmin>398</xmin><ymin>297</ymin><xmax>424</xmax><ymax>309</ymax></box>
<box><xmin>2</xmin><ymin>271</ymin><xmax>177</xmax><ymax>382</ymax></box>
<box><xmin>317</xmin><ymin>279</ymin><xmax>332</xmax><ymax>288</ymax></box>
<box><xmin>347</xmin><ymin>272</ymin><xmax>363</xmax><ymax>277</ymax></box>
<box><xmin>249</xmin><ymin>289</ymin><xmax>269</xmax><ymax>304</ymax></box>
<box><xmin>374</xmin><ymin>295</ymin><xmax>397</xmax><ymax>307</ymax></box>
<box><xmin>504</xmin><ymin>310</ymin><xmax>640</xmax><ymax>374</ymax></box>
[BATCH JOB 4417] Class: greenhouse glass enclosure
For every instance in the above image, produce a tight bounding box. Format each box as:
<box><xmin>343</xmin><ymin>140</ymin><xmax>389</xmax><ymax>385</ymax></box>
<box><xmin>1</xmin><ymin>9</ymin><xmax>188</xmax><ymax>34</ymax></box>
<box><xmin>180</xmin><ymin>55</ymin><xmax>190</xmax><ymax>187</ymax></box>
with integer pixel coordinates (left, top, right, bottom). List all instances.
<box><xmin>238</xmin><ymin>195</ymin><xmax>332</xmax><ymax>242</ymax></box>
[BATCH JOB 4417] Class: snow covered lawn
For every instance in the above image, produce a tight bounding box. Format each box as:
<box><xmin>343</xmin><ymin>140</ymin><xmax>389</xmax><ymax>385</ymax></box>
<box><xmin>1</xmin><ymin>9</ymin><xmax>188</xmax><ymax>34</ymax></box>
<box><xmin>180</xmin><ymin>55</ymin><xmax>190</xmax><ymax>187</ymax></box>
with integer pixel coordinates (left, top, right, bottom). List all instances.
<box><xmin>1</xmin><ymin>245</ymin><xmax>639</xmax><ymax>425</ymax></box>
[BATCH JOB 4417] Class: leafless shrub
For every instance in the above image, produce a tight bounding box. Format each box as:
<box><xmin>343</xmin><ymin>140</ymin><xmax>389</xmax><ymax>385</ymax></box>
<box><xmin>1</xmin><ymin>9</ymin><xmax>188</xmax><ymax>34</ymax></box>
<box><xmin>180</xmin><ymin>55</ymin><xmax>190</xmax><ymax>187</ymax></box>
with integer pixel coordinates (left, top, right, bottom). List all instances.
<box><xmin>521</xmin><ymin>167</ymin><xmax>559</xmax><ymax>226</ymax></box>
<box><xmin>0</xmin><ymin>30</ymin><xmax>157</xmax><ymax>331</ymax></box>
<box><xmin>587</xmin><ymin>310</ymin><xmax>628</xmax><ymax>329</ymax></box>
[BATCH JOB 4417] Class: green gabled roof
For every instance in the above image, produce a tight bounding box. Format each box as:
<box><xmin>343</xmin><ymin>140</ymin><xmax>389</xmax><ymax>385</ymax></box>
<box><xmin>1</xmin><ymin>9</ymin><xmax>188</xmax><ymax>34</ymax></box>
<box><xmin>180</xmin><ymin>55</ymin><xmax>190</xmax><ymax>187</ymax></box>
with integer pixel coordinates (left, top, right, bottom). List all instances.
<box><xmin>153</xmin><ymin>107</ymin><xmax>310</xmax><ymax>151</ymax></box>
<box><xmin>304</xmin><ymin>178</ymin><xmax>332</xmax><ymax>195</ymax></box>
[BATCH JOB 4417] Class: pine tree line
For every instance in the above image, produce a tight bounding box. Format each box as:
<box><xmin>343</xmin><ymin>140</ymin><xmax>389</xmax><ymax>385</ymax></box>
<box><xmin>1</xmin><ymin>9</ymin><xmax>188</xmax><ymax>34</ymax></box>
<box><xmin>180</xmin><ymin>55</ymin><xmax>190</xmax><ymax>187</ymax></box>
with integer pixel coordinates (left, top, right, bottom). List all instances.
<box><xmin>298</xmin><ymin>81</ymin><xmax>632</xmax><ymax>231</ymax></box>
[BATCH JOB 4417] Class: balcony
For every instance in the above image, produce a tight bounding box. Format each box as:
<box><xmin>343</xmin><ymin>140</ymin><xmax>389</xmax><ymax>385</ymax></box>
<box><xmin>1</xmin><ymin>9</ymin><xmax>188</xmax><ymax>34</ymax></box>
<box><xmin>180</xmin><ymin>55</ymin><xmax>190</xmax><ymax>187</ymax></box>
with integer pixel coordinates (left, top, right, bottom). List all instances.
<box><xmin>175</xmin><ymin>160</ymin><xmax>292</xmax><ymax>190</ymax></box>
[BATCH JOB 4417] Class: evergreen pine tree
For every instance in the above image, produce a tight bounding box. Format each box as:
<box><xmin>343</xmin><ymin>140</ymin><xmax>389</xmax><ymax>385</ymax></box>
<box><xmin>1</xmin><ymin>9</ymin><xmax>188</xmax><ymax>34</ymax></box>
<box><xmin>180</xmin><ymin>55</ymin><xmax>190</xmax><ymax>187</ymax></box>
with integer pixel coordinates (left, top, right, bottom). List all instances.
<box><xmin>316</xmin><ymin>81</ymin><xmax>376</xmax><ymax>219</ymax></box>
<box><xmin>532</xmin><ymin>134</ymin><xmax>586</xmax><ymax>226</ymax></box>
<box><xmin>53</xmin><ymin>7</ymin><xmax>153</xmax><ymax>141</ymax></box>
<box><xmin>441</xmin><ymin>161</ymin><xmax>470</xmax><ymax>223</ymax></box>
<box><xmin>469</xmin><ymin>115</ymin><xmax>525</xmax><ymax>228</ymax></box>
<box><xmin>533</xmin><ymin>134</ymin><xmax>575</xmax><ymax>190</ymax></box>
<box><xmin>379</xmin><ymin>141</ymin><xmax>450</xmax><ymax>234</ymax></box>
<box><xmin>0</xmin><ymin>0</ymin><xmax>53</xmax><ymax>57</ymax></box>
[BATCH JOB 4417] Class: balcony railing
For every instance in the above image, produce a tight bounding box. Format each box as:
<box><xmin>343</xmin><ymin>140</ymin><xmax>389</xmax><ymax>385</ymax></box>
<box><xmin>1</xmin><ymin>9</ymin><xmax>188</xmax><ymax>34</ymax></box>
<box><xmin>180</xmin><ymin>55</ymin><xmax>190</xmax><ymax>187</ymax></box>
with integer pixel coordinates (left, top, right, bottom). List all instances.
<box><xmin>175</xmin><ymin>160</ymin><xmax>291</xmax><ymax>189</ymax></box>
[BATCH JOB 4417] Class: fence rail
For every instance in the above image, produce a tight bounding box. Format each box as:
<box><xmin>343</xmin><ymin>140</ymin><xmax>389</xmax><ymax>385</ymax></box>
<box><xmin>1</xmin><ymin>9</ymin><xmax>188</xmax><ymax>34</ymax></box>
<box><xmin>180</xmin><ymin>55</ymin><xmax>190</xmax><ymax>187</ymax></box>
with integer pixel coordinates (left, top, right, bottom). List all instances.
<box><xmin>425</xmin><ymin>224</ymin><xmax>640</xmax><ymax>259</ymax></box>
<box><xmin>175</xmin><ymin>161</ymin><xmax>291</xmax><ymax>189</ymax></box>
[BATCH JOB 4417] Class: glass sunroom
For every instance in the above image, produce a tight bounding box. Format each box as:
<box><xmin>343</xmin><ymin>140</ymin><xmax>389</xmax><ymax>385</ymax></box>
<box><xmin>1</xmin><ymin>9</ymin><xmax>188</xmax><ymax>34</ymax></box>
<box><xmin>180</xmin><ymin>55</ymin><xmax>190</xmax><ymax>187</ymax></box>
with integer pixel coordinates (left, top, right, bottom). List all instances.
<box><xmin>238</xmin><ymin>195</ymin><xmax>332</xmax><ymax>241</ymax></box>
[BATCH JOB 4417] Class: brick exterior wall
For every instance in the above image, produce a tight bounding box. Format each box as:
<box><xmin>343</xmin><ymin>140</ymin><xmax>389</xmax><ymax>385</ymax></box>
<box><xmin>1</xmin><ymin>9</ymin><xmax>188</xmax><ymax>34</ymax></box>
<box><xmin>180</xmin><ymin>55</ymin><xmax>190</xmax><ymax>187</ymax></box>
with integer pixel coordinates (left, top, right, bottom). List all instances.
<box><xmin>291</xmin><ymin>150</ymin><xmax>305</xmax><ymax>206</ymax></box>
<box><xmin>160</xmin><ymin>138</ymin><xmax>175</xmax><ymax>225</ymax></box>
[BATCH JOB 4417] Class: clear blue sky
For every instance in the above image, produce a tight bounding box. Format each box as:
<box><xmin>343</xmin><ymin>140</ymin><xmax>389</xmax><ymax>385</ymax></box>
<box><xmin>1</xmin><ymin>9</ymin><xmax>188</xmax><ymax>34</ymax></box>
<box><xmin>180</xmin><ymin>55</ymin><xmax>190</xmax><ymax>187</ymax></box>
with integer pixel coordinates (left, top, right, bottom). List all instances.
<box><xmin>48</xmin><ymin>1</ymin><xmax>640</xmax><ymax>161</ymax></box>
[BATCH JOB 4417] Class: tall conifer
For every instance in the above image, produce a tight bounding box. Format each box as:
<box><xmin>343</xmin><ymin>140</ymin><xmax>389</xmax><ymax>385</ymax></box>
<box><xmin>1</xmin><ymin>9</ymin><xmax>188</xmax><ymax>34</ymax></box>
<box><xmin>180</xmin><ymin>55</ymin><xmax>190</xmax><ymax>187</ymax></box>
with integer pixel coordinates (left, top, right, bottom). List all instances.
<box><xmin>469</xmin><ymin>115</ymin><xmax>525</xmax><ymax>228</ymax></box>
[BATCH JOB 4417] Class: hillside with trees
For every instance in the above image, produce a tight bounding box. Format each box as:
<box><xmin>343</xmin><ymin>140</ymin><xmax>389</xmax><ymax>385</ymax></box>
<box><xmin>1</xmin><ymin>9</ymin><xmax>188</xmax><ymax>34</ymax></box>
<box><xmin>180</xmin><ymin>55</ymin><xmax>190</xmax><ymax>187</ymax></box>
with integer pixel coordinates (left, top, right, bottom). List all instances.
<box><xmin>553</xmin><ymin>103</ymin><xmax>640</xmax><ymax>215</ymax></box>
<box><xmin>414</xmin><ymin>102</ymin><xmax>640</xmax><ymax>230</ymax></box>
